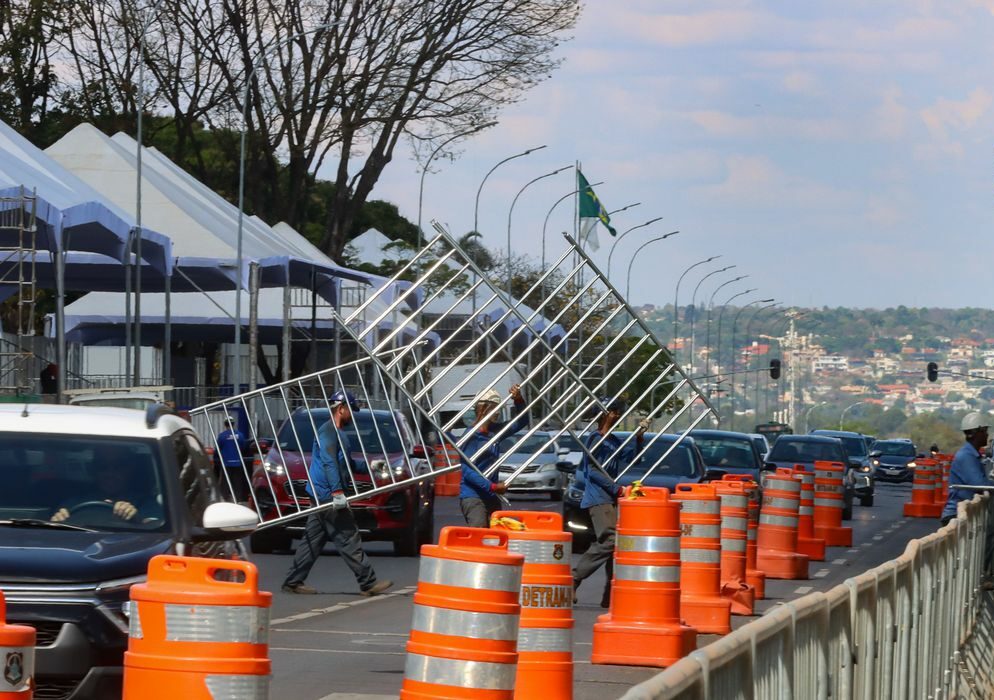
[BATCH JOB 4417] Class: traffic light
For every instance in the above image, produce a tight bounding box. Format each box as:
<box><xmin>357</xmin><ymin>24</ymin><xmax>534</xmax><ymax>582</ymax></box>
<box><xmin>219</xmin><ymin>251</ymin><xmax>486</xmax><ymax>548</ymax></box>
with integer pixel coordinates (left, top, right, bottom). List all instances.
<box><xmin>769</xmin><ymin>359</ymin><xmax>781</xmax><ymax>380</ymax></box>
<box><xmin>926</xmin><ymin>362</ymin><xmax>938</xmax><ymax>382</ymax></box>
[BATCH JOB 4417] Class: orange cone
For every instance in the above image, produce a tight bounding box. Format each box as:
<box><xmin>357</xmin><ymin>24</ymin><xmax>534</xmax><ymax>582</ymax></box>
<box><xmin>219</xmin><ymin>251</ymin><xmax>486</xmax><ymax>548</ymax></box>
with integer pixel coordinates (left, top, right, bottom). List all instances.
<box><xmin>123</xmin><ymin>556</ymin><xmax>272</xmax><ymax>699</ymax></box>
<box><xmin>0</xmin><ymin>591</ymin><xmax>34</xmax><ymax>699</ymax></box>
<box><xmin>672</xmin><ymin>483</ymin><xmax>732</xmax><ymax>634</ymax></box>
<box><xmin>401</xmin><ymin>527</ymin><xmax>524</xmax><ymax>700</ymax></box>
<box><xmin>813</xmin><ymin>461</ymin><xmax>853</xmax><ymax>546</ymax></box>
<box><xmin>491</xmin><ymin>511</ymin><xmax>573</xmax><ymax>700</ymax></box>
<box><xmin>756</xmin><ymin>468</ymin><xmax>809</xmax><ymax>580</ymax></box>
<box><xmin>433</xmin><ymin>442</ymin><xmax>462</xmax><ymax>496</ymax></box>
<box><xmin>713</xmin><ymin>481</ymin><xmax>755</xmax><ymax>615</ymax></box>
<box><xmin>591</xmin><ymin>486</ymin><xmax>696</xmax><ymax>667</ymax></box>
<box><xmin>792</xmin><ymin>466</ymin><xmax>826</xmax><ymax>561</ymax></box>
<box><xmin>721</xmin><ymin>474</ymin><xmax>766</xmax><ymax>599</ymax></box>
<box><xmin>903</xmin><ymin>459</ymin><xmax>943</xmax><ymax>518</ymax></box>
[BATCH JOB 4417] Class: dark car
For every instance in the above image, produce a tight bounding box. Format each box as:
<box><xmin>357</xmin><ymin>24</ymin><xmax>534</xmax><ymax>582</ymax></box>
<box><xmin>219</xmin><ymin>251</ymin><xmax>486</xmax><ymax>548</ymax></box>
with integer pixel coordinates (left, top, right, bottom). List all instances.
<box><xmin>561</xmin><ymin>433</ymin><xmax>706</xmax><ymax>552</ymax></box>
<box><xmin>809</xmin><ymin>429</ymin><xmax>875</xmax><ymax>507</ymax></box>
<box><xmin>0</xmin><ymin>404</ymin><xmax>257</xmax><ymax>700</ymax></box>
<box><xmin>249</xmin><ymin>407</ymin><xmax>435</xmax><ymax>556</ymax></box>
<box><xmin>765</xmin><ymin>434</ymin><xmax>864</xmax><ymax>518</ymax></box>
<box><xmin>690</xmin><ymin>429</ymin><xmax>766</xmax><ymax>483</ymax></box>
<box><xmin>870</xmin><ymin>439</ymin><xmax>918</xmax><ymax>483</ymax></box>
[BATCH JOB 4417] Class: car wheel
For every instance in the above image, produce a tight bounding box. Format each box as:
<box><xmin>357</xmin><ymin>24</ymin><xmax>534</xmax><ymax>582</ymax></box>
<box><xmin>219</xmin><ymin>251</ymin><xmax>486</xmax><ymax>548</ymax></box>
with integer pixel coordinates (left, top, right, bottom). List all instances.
<box><xmin>860</xmin><ymin>495</ymin><xmax>874</xmax><ymax>507</ymax></box>
<box><xmin>250</xmin><ymin>527</ymin><xmax>292</xmax><ymax>554</ymax></box>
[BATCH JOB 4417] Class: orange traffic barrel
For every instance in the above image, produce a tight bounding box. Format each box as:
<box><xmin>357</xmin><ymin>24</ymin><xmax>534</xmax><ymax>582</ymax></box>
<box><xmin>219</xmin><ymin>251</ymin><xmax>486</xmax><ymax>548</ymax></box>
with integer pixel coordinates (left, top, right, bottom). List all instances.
<box><xmin>903</xmin><ymin>459</ymin><xmax>942</xmax><ymax>518</ymax></box>
<box><xmin>0</xmin><ymin>591</ymin><xmax>34</xmax><ymax>699</ymax></box>
<box><xmin>792</xmin><ymin>467</ymin><xmax>826</xmax><ymax>561</ymax></box>
<box><xmin>591</xmin><ymin>485</ymin><xmax>696</xmax><ymax>667</ymax></box>
<box><xmin>712</xmin><ymin>480</ymin><xmax>755</xmax><ymax>615</ymax></box>
<box><xmin>402</xmin><ymin>526</ymin><xmax>524</xmax><ymax>699</ymax></box>
<box><xmin>123</xmin><ymin>556</ymin><xmax>272</xmax><ymax>700</ymax></box>
<box><xmin>813</xmin><ymin>461</ymin><xmax>854</xmax><ymax>546</ymax></box>
<box><xmin>433</xmin><ymin>442</ymin><xmax>462</xmax><ymax>497</ymax></box>
<box><xmin>491</xmin><ymin>511</ymin><xmax>573</xmax><ymax>700</ymax></box>
<box><xmin>721</xmin><ymin>474</ymin><xmax>765</xmax><ymax>599</ymax></box>
<box><xmin>756</xmin><ymin>468</ymin><xmax>809</xmax><ymax>580</ymax></box>
<box><xmin>672</xmin><ymin>483</ymin><xmax>732</xmax><ymax>634</ymax></box>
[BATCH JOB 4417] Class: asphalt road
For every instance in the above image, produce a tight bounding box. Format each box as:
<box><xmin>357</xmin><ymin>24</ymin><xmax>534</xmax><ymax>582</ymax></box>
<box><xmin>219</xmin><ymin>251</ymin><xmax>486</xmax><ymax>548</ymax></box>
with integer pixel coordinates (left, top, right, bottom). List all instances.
<box><xmin>253</xmin><ymin>480</ymin><xmax>941</xmax><ymax>700</ymax></box>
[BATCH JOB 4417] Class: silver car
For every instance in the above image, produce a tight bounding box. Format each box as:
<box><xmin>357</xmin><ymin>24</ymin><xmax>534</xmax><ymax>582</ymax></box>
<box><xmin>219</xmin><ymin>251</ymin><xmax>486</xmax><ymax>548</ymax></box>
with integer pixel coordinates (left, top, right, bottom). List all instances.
<box><xmin>497</xmin><ymin>431</ymin><xmax>566</xmax><ymax>500</ymax></box>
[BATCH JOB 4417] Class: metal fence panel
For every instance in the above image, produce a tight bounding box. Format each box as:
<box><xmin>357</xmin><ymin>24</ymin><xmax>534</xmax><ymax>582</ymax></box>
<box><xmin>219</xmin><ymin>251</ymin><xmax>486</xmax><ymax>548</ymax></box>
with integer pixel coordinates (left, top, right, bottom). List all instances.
<box><xmin>788</xmin><ymin>593</ymin><xmax>829</xmax><ymax>700</ymax></box>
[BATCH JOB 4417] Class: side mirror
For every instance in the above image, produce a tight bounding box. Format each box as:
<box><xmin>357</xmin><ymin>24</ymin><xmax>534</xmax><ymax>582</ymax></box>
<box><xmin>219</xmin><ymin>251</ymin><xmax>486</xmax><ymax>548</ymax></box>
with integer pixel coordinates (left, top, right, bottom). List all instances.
<box><xmin>556</xmin><ymin>446</ymin><xmax>570</xmax><ymax>457</ymax></box>
<box><xmin>556</xmin><ymin>462</ymin><xmax>576</xmax><ymax>475</ymax></box>
<box><xmin>763</xmin><ymin>462</ymin><xmax>777</xmax><ymax>471</ymax></box>
<box><xmin>869</xmin><ymin>450</ymin><xmax>882</xmax><ymax>458</ymax></box>
<box><xmin>195</xmin><ymin>502</ymin><xmax>258</xmax><ymax>542</ymax></box>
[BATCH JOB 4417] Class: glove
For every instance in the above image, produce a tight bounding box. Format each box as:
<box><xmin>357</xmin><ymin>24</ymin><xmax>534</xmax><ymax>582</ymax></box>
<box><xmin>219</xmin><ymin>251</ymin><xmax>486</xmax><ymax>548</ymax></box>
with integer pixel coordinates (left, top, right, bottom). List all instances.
<box><xmin>331</xmin><ymin>491</ymin><xmax>349</xmax><ymax>510</ymax></box>
<box><xmin>369</xmin><ymin>459</ymin><xmax>387</xmax><ymax>471</ymax></box>
<box><xmin>492</xmin><ymin>482</ymin><xmax>509</xmax><ymax>495</ymax></box>
<box><xmin>113</xmin><ymin>501</ymin><xmax>138</xmax><ymax>521</ymax></box>
<box><xmin>638</xmin><ymin>418</ymin><xmax>651</xmax><ymax>432</ymax></box>
<box><xmin>51</xmin><ymin>508</ymin><xmax>70</xmax><ymax>523</ymax></box>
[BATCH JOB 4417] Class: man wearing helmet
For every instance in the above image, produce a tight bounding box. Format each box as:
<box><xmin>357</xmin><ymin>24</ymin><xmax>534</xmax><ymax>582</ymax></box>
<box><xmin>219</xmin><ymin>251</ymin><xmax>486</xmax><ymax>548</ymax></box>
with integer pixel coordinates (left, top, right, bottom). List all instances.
<box><xmin>457</xmin><ymin>383</ymin><xmax>528</xmax><ymax>527</ymax></box>
<box><xmin>941</xmin><ymin>412</ymin><xmax>992</xmax><ymax>527</ymax></box>
<box><xmin>282</xmin><ymin>390</ymin><xmax>393</xmax><ymax>596</ymax></box>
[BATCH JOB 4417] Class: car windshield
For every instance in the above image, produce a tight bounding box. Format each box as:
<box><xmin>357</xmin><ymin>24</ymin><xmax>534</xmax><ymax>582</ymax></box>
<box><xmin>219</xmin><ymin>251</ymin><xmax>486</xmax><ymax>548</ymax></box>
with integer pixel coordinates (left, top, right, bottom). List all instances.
<box><xmin>500</xmin><ymin>433</ymin><xmax>554</xmax><ymax>454</ymax></box>
<box><xmin>768</xmin><ymin>439</ymin><xmax>845</xmax><ymax>463</ymax></box>
<box><xmin>693</xmin><ymin>437</ymin><xmax>759</xmax><ymax>470</ymax></box>
<box><xmin>277</xmin><ymin>411</ymin><xmax>407</xmax><ymax>454</ymax></box>
<box><xmin>839</xmin><ymin>437</ymin><xmax>867</xmax><ymax>457</ymax></box>
<box><xmin>873</xmin><ymin>441</ymin><xmax>916</xmax><ymax>457</ymax></box>
<box><xmin>0</xmin><ymin>435</ymin><xmax>168</xmax><ymax>532</ymax></box>
<box><xmin>751</xmin><ymin>437</ymin><xmax>767</xmax><ymax>454</ymax></box>
<box><xmin>627</xmin><ymin>440</ymin><xmax>697</xmax><ymax>478</ymax></box>
<box><xmin>556</xmin><ymin>434</ymin><xmax>583</xmax><ymax>452</ymax></box>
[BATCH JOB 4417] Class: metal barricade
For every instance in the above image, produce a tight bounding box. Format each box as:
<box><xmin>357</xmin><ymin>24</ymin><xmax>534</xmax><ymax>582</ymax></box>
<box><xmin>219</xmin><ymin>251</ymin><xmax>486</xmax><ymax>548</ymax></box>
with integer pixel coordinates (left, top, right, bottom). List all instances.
<box><xmin>621</xmin><ymin>493</ymin><xmax>994</xmax><ymax>700</ymax></box>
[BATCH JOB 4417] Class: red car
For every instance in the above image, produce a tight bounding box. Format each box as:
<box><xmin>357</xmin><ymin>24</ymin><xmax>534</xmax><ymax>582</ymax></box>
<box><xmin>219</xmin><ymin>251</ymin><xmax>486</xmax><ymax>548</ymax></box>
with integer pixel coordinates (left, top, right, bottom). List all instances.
<box><xmin>248</xmin><ymin>407</ymin><xmax>435</xmax><ymax>556</ymax></box>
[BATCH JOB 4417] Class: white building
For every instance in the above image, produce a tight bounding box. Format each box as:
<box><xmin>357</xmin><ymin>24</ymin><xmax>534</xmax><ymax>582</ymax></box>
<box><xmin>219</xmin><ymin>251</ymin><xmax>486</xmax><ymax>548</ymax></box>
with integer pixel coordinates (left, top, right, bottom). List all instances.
<box><xmin>813</xmin><ymin>355</ymin><xmax>849</xmax><ymax>372</ymax></box>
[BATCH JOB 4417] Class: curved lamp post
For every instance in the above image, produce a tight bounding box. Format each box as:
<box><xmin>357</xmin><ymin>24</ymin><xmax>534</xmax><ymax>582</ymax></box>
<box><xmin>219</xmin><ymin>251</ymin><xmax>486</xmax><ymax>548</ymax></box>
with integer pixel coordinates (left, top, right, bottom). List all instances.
<box><xmin>704</xmin><ymin>275</ymin><xmax>748</xmax><ymax>378</ymax></box>
<box><xmin>473</xmin><ymin>145</ymin><xmax>546</xmax><ymax>236</ymax></box>
<box><xmin>507</xmin><ymin>165</ymin><xmax>570</xmax><ymax>295</ymax></box>
<box><xmin>625</xmin><ymin>231</ymin><xmax>680</xmax><ymax>300</ymax></box>
<box><xmin>673</xmin><ymin>255</ymin><xmax>720</xmax><ymax>364</ymax></box>
<box><xmin>541</xmin><ymin>181</ymin><xmax>603</xmax><ymax>273</ymax></box>
<box><xmin>804</xmin><ymin>401</ymin><xmax>828</xmax><ymax>433</ymax></box>
<box><xmin>727</xmin><ymin>298</ymin><xmax>774</xmax><ymax>430</ymax></box>
<box><xmin>840</xmin><ymin>401</ymin><xmax>867</xmax><ymax>431</ymax></box>
<box><xmin>689</xmin><ymin>265</ymin><xmax>733</xmax><ymax>372</ymax></box>
<box><xmin>741</xmin><ymin>302</ymin><xmax>780</xmax><ymax>429</ymax></box>
<box><xmin>606</xmin><ymin>217</ymin><xmax>663</xmax><ymax>281</ymax></box>
<box><xmin>713</xmin><ymin>288</ymin><xmax>757</xmax><ymax>416</ymax></box>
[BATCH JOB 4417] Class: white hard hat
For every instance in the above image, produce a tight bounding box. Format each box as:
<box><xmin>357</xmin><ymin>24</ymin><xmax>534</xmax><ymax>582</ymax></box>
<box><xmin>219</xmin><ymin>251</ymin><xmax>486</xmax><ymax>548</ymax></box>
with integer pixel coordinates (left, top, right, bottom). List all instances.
<box><xmin>961</xmin><ymin>412</ymin><xmax>990</xmax><ymax>432</ymax></box>
<box><xmin>476</xmin><ymin>388</ymin><xmax>502</xmax><ymax>405</ymax></box>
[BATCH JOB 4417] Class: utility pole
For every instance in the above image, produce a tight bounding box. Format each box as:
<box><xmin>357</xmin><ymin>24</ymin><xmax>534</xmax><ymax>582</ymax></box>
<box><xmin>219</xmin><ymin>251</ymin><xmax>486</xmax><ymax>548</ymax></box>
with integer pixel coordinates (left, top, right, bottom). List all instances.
<box><xmin>788</xmin><ymin>317</ymin><xmax>797</xmax><ymax>427</ymax></box>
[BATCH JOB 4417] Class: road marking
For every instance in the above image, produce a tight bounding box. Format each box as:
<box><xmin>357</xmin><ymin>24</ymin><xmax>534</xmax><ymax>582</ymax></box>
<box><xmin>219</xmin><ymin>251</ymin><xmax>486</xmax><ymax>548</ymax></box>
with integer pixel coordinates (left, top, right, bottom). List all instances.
<box><xmin>272</xmin><ymin>628</ymin><xmax>407</xmax><ymax>637</ymax></box>
<box><xmin>813</xmin><ymin>569</ymin><xmax>830</xmax><ymax>578</ymax></box>
<box><xmin>873</xmin><ymin>535</ymin><xmax>884</xmax><ymax>541</ymax></box>
<box><xmin>860</xmin><ymin>543</ymin><xmax>872</xmax><ymax>548</ymax></box>
<box><xmin>847</xmin><ymin>549</ymin><xmax>859</xmax><ymax>554</ymax></box>
<box><xmin>319</xmin><ymin>695</ymin><xmax>398</xmax><ymax>700</ymax></box>
<box><xmin>832</xmin><ymin>559</ymin><xmax>846</xmax><ymax>565</ymax></box>
<box><xmin>270</xmin><ymin>586</ymin><xmax>417</xmax><ymax>626</ymax></box>
<box><xmin>272</xmin><ymin>647</ymin><xmax>404</xmax><ymax>656</ymax></box>
<box><xmin>795</xmin><ymin>586</ymin><xmax>813</xmax><ymax>594</ymax></box>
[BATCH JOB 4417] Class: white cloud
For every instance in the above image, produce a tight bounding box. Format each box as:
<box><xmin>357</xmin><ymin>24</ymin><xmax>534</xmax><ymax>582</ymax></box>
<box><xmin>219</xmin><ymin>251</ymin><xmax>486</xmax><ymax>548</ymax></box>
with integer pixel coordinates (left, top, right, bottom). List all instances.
<box><xmin>869</xmin><ymin>86</ymin><xmax>910</xmax><ymax>140</ymax></box>
<box><xmin>677</xmin><ymin>109</ymin><xmax>848</xmax><ymax>141</ymax></box>
<box><xmin>920</xmin><ymin>87</ymin><xmax>993</xmax><ymax>156</ymax></box>
<box><xmin>690</xmin><ymin>155</ymin><xmax>856</xmax><ymax>209</ymax></box>
<box><xmin>783</xmin><ymin>70</ymin><xmax>820</xmax><ymax>95</ymax></box>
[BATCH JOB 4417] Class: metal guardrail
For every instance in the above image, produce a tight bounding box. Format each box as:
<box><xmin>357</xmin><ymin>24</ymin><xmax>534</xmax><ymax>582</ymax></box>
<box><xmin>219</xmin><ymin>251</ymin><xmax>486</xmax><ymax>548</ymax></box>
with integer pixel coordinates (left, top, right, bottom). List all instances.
<box><xmin>622</xmin><ymin>494</ymin><xmax>993</xmax><ymax>700</ymax></box>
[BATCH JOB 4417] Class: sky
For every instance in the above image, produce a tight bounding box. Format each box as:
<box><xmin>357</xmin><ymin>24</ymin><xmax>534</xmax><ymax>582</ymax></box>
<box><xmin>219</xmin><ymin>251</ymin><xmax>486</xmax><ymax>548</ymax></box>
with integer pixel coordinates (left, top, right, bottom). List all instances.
<box><xmin>361</xmin><ymin>1</ymin><xmax>994</xmax><ymax>310</ymax></box>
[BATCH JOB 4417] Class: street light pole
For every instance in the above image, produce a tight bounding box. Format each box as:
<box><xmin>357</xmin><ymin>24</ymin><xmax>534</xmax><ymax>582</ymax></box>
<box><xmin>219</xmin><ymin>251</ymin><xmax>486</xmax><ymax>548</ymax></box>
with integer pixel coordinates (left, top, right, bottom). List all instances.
<box><xmin>506</xmin><ymin>165</ymin><xmax>570</xmax><ymax>296</ymax></box>
<box><xmin>743</xmin><ymin>302</ymin><xmax>780</xmax><ymax>427</ymax></box>
<box><xmin>705</xmin><ymin>276</ymin><xmax>748</xmax><ymax>379</ymax></box>
<box><xmin>541</xmin><ymin>181</ymin><xmax>603</xmax><ymax>274</ymax></box>
<box><xmin>840</xmin><ymin>401</ymin><xmax>866</xmax><ymax>431</ymax></box>
<box><xmin>606</xmin><ymin>217</ymin><xmax>663</xmax><ymax>281</ymax></box>
<box><xmin>236</xmin><ymin>23</ymin><xmax>336</xmax><ymax>391</ymax></box>
<box><xmin>474</xmin><ymin>145</ymin><xmax>547</xmax><ymax>237</ymax></box>
<box><xmin>714</xmin><ymin>288</ymin><xmax>756</xmax><ymax>419</ymax></box>
<box><xmin>673</xmin><ymin>255</ymin><xmax>720</xmax><ymax>364</ymax></box>
<box><xmin>728</xmin><ymin>298</ymin><xmax>774</xmax><ymax>430</ymax></box>
<box><xmin>625</xmin><ymin>231</ymin><xmax>680</xmax><ymax>301</ymax></box>
<box><xmin>804</xmin><ymin>401</ymin><xmax>828</xmax><ymax>433</ymax></box>
<box><xmin>689</xmin><ymin>265</ymin><xmax>733</xmax><ymax>372</ymax></box>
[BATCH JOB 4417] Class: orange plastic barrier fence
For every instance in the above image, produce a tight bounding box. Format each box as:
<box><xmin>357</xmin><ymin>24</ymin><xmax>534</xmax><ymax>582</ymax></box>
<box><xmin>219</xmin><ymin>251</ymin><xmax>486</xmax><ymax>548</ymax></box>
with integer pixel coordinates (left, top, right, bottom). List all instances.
<box><xmin>123</xmin><ymin>556</ymin><xmax>272</xmax><ymax>700</ymax></box>
<box><xmin>0</xmin><ymin>591</ymin><xmax>34</xmax><ymax>699</ymax></box>
<box><xmin>433</xmin><ymin>443</ymin><xmax>462</xmax><ymax>497</ymax></box>
<box><xmin>713</xmin><ymin>481</ymin><xmax>755</xmax><ymax>615</ymax></box>
<box><xmin>756</xmin><ymin>469</ymin><xmax>809</xmax><ymax>580</ymax></box>
<box><xmin>812</xmin><ymin>461</ymin><xmax>853</xmax><ymax>546</ymax></box>
<box><xmin>792</xmin><ymin>467</ymin><xmax>826</xmax><ymax>561</ymax></box>
<box><xmin>592</xmin><ymin>486</ymin><xmax>696</xmax><ymax>668</ymax></box>
<box><xmin>903</xmin><ymin>459</ymin><xmax>942</xmax><ymax>518</ymax></box>
<box><xmin>402</xmin><ymin>527</ymin><xmax>524</xmax><ymax>700</ymax></box>
<box><xmin>491</xmin><ymin>511</ymin><xmax>573</xmax><ymax>700</ymax></box>
<box><xmin>673</xmin><ymin>483</ymin><xmax>732</xmax><ymax>635</ymax></box>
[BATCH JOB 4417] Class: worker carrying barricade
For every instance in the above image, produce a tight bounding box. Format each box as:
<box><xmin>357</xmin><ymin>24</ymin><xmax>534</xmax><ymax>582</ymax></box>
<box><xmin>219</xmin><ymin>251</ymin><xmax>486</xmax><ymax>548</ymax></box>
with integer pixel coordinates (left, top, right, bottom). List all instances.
<box><xmin>672</xmin><ymin>483</ymin><xmax>732</xmax><ymax>634</ymax></box>
<box><xmin>591</xmin><ymin>484</ymin><xmax>696</xmax><ymax>668</ymax></box>
<box><xmin>491</xmin><ymin>511</ymin><xmax>573</xmax><ymax>700</ymax></box>
<box><xmin>792</xmin><ymin>466</ymin><xmax>826</xmax><ymax>561</ymax></box>
<box><xmin>402</xmin><ymin>527</ymin><xmax>524</xmax><ymax>700</ymax></box>
<box><xmin>756</xmin><ymin>468</ymin><xmax>809</xmax><ymax>580</ymax></box>
<box><xmin>812</xmin><ymin>461</ymin><xmax>853</xmax><ymax>546</ymax></box>
<box><xmin>0</xmin><ymin>590</ymin><xmax>34</xmax><ymax>699</ymax></box>
<box><xmin>712</xmin><ymin>480</ymin><xmax>755</xmax><ymax>616</ymax></box>
<box><xmin>123</xmin><ymin>556</ymin><xmax>272</xmax><ymax>700</ymax></box>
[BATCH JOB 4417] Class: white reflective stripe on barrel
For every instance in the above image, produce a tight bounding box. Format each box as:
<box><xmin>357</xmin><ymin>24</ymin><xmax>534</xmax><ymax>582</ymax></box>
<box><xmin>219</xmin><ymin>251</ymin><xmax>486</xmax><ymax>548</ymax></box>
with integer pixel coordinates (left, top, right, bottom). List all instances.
<box><xmin>411</xmin><ymin>604</ymin><xmax>518</xmax><ymax>640</ymax></box>
<box><xmin>720</xmin><ymin>539</ymin><xmax>747</xmax><ymax>552</ymax></box>
<box><xmin>719</xmin><ymin>495</ymin><xmax>748</xmax><ymax>508</ymax></box>
<box><xmin>763</xmin><ymin>497</ymin><xmax>799</xmax><ymax>510</ymax></box>
<box><xmin>681</xmin><ymin>548</ymin><xmax>721</xmax><ymax>564</ymax></box>
<box><xmin>164</xmin><ymin>604</ymin><xmax>269</xmax><ymax>644</ymax></box>
<box><xmin>508</xmin><ymin>538</ymin><xmax>571</xmax><ymax>564</ymax></box>
<box><xmin>682</xmin><ymin>524</ymin><xmax>720</xmax><ymax>539</ymax></box>
<box><xmin>128</xmin><ymin>601</ymin><xmax>143</xmax><ymax>639</ymax></box>
<box><xmin>616</xmin><ymin>534</ymin><xmax>680</xmax><ymax>553</ymax></box>
<box><xmin>798</xmin><ymin>474</ymin><xmax>814</xmax><ymax>484</ymax></box>
<box><xmin>799</xmin><ymin>506</ymin><xmax>814</xmax><ymax>515</ymax></box>
<box><xmin>404</xmin><ymin>652</ymin><xmax>516</xmax><ymax>691</ymax></box>
<box><xmin>912</xmin><ymin>482</ymin><xmax>932</xmax><ymax>490</ymax></box>
<box><xmin>0</xmin><ymin>646</ymin><xmax>33</xmax><ymax>693</ymax></box>
<box><xmin>814</xmin><ymin>497</ymin><xmax>843</xmax><ymax>509</ymax></box>
<box><xmin>721</xmin><ymin>516</ymin><xmax>748</xmax><ymax>531</ymax></box>
<box><xmin>615</xmin><ymin>563</ymin><xmax>680</xmax><ymax>583</ymax></box>
<box><xmin>205</xmin><ymin>675</ymin><xmax>269</xmax><ymax>700</ymax></box>
<box><xmin>767</xmin><ymin>479</ymin><xmax>801</xmax><ymax>492</ymax></box>
<box><xmin>679</xmin><ymin>500</ymin><xmax>719</xmax><ymax>514</ymax></box>
<box><xmin>760</xmin><ymin>513</ymin><xmax>798</xmax><ymax>527</ymax></box>
<box><xmin>747</xmin><ymin>528</ymin><xmax>757</xmax><ymax>540</ymax></box>
<box><xmin>518</xmin><ymin>627</ymin><xmax>572</xmax><ymax>653</ymax></box>
<box><xmin>420</xmin><ymin>556</ymin><xmax>521</xmax><ymax>593</ymax></box>
<box><xmin>815</xmin><ymin>470</ymin><xmax>838</xmax><ymax>480</ymax></box>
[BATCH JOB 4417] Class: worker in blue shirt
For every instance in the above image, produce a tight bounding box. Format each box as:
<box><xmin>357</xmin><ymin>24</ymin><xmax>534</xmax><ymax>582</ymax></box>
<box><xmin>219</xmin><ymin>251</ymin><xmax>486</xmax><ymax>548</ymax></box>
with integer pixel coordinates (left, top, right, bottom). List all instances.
<box><xmin>458</xmin><ymin>384</ymin><xmax>528</xmax><ymax>527</ymax></box>
<box><xmin>942</xmin><ymin>411</ymin><xmax>993</xmax><ymax>584</ymax></box>
<box><xmin>572</xmin><ymin>397</ymin><xmax>648</xmax><ymax>607</ymax></box>
<box><xmin>283</xmin><ymin>390</ymin><xmax>392</xmax><ymax>597</ymax></box>
<box><xmin>217</xmin><ymin>417</ymin><xmax>248</xmax><ymax>501</ymax></box>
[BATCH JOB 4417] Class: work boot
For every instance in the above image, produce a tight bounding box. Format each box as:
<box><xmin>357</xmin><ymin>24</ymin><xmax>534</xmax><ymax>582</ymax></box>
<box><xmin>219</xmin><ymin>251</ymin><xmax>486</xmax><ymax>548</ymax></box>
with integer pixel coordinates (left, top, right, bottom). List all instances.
<box><xmin>361</xmin><ymin>579</ymin><xmax>394</xmax><ymax>597</ymax></box>
<box><xmin>282</xmin><ymin>582</ymin><xmax>318</xmax><ymax>594</ymax></box>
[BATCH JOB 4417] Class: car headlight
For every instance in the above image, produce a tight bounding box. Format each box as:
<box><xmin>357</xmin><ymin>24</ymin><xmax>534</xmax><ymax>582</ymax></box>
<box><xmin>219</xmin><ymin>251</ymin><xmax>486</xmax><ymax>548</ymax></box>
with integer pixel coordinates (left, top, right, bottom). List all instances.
<box><xmin>907</xmin><ymin>461</ymin><xmax>917</xmax><ymax>468</ymax></box>
<box><xmin>539</xmin><ymin>464</ymin><xmax>558</xmax><ymax>472</ymax></box>
<box><xmin>263</xmin><ymin>461</ymin><xmax>285</xmax><ymax>476</ymax></box>
<box><xmin>859</xmin><ymin>465</ymin><xmax>872</xmax><ymax>473</ymax></box>
<box><xmin>871</xmin><ymin>459</ymin><xmax>880</xmax><ymax>466</ymax></box>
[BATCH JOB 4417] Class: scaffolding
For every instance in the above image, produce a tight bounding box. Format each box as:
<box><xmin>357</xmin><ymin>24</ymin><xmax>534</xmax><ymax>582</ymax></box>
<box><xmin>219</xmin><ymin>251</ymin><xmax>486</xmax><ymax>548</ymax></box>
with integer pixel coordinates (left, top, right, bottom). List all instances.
<box><xmin>0</xmin><ymin>190</ymin><xmax>39</xmax><ymax>394</ymax></box>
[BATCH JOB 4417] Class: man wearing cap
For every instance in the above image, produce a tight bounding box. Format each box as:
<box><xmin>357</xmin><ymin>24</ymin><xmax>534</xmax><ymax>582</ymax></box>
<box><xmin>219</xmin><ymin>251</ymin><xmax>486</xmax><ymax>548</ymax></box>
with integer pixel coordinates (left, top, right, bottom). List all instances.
<box><xmin>217</xmin><ymin>417</ymin><xmax>248</xmax><ymax>501</ymax></box>
<box><xmin>457</xmin><ymin>383</ymin><xmax>528</xmax><ymax>527</ymax></box>
<box><xmin>283</xmin><ymin>390</ymin><xmax>393</xmax><ymax>596</ymax></box>
<box><xmin>572</xmin><ymin>397</ymin><xmax>649</xmax><ymax>606</ymax></box>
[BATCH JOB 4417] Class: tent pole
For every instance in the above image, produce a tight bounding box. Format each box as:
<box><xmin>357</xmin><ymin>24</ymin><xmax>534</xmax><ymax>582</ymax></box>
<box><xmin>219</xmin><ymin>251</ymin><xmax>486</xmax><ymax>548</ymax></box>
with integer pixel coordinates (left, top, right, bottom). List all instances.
<box><xmin>334</xmin><ymin>278</ymin><xmax>342</xmax><ymax>367</ymax></box>
<box><xmin>124</xmin><ymin>231</ymin><xmax>132</xmax><ymax>383</ymax></box>
<box><xmin>164</xmin><ymin>268</ymin><xmax>172</xmax><ymax>388</ymax></box>
<box><xmin>249</xmin><ymin>262</ymin><xmax>259</xmax><ymax>396</ymax></box>
<box><xmin>55</xmin><ymin>245</ymin><xmax>66</xmax><ymax>403</ymax></box>
<box><xmin>282</xmin><ymin>282</ymin><xmax>291</xmax><ymax>382</ymax></box>
<box><xmin>310</xmin><ymin>270</ymin><xmax>317</xmax><ymax>373</ymax></box>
